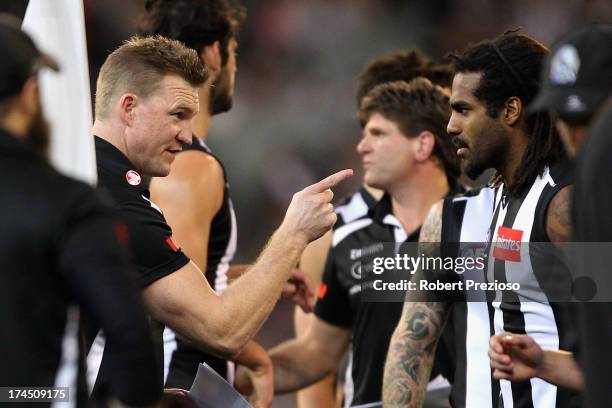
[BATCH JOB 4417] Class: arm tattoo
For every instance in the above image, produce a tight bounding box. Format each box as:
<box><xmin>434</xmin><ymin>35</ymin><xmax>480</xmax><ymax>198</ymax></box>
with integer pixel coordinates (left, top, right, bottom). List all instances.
<box><xmin>546</xmin><ymin>186</ymin><xmax>573</xmax><ymax>243</ymax></box>
<box><xmin>383</xmin><ymin>202</ymin><xmax>450</xmax><ymax>407</ymax></box>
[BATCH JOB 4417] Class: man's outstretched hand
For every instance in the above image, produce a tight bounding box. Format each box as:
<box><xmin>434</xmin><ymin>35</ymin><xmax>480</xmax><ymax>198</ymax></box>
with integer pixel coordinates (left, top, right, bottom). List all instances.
<box><xmin>280</xmin><ymin>169</ymin><xmax>353</xmax><ymax>245</ymax></box>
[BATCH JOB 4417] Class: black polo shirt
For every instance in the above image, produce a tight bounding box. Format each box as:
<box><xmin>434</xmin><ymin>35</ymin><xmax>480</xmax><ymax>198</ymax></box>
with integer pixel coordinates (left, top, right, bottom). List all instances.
<box><xmin>315</xmin><ymin>189</ymin><xmax>459</xmax><ymax>406</ymax></box>
<box><xmin>95</xmin><ymin>137</ymin><xmax>190</xmax><ymax>287</ymax></box>
<box><xmin>91</xmin><ymin>136</ymin><xmax>190</xmax><ymax>394</ymax></box>
<box><xmin>314</xmin><ymin>194</ymin><xmax>429</xmax><ymax>406</ymax></box>
<box><xmin>0</xmin><ymin>129</ymin><xmax>160</xmax><ymax>406</ymax></box>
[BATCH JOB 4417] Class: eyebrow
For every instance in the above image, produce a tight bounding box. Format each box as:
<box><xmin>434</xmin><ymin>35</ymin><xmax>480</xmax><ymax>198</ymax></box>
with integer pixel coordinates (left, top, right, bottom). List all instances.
<box><xmin>450</xmin><ymin>100</ymin><xmax>471</xmax><ymax>112</ymax></box>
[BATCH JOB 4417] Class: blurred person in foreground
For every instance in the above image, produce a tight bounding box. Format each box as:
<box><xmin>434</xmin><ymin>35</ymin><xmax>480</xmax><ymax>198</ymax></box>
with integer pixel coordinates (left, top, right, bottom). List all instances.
<box><xmin>0</xmin><ymin>15</ymin><xmax>161</xmax><ymax>408</ymax></box>
<box><xmin>237</xmin><ymin>78</ymin><xmax>461</xmax><ymax>407</ymax></box>
<box><xmin>138</xmin><ymin>2</ymin><xmax>316</xmax><ymax>406</ymax></box>
<box><xmin>87</xmin><ymin>34</ymin><xmax>352</xmax><ymax>403</ymax></box>
<box><xmin>294</xmin><ymin>49</ymin><xmax>454</xmax><ymax>407</ymax></box>
<box><xmin>384</xmin><ymin>32</ymin><xmax>577</xmax><ymax>408</ymax></box>
<box><xmin>488</xmin><ymin>24</ymin><xmax>612</xmax><ymax>407</ymax></box>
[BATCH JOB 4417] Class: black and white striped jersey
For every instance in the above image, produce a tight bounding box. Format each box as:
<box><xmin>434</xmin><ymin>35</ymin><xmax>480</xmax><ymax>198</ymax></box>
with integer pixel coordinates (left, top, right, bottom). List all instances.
<box><xmin>441</xmin><ymin>186</ymin><xmax>498</xmax><ymax>408</ymax></box>
<box><xmin>164</xmin><ymin>136</ymin><xmax>238</xmax><ymax>388</ymax></box>
<box><xmin>441</xmin><ymin>161</ymin><xmax>578</xmax><ymax>408</ymax></box>
<box><xmin>486</xmin><ymin>161</ymin><xmax>577</xmax><ymax>408</ymax></box>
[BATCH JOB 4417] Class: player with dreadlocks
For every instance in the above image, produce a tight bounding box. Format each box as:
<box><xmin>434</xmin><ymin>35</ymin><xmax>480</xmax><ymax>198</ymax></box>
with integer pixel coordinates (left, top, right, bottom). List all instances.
<box><xmin>383</xmin><ymin>31</ymin><xmax>577</xmax><ymax>408</ymax></box>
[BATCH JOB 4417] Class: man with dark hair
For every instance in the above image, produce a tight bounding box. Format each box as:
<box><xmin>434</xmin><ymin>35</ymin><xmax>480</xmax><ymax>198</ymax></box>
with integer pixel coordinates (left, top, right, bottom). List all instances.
<box><xmin>384</xmin><ymin>32</ymin><xmax>576</xmax><ymax>408</ymax></box>
<box><xmin>137</xmin><ymin>2</ymin><xmax>314</xmax><ymax>406</ymax></box>
<box><xmin>236</xmin><ymin>78</ymin><xmax>460</xmax><ymax>407</ymax></box>
<box><xmin>0</xmin><ymin>16</ymin><xmax>161</xmax><ymax>407</ymax></box>
<box><xmin>295</xmin><ymin>48</ymin><xmax>454</xmax><ymax>407</ymax></box>
<box><xmin>355</xmin><ymin>49</ymin><xmax>454</xmax><ymax>105</ymax></box>
<box><xmin>488</xmin><ymin>24</ymin><xmax>612</xmax><ymax>407</ymax></box>
<box><xmin>89</xmin><ymin>34</ymin><xmax>352</xmax><ymax>401</ymax></box>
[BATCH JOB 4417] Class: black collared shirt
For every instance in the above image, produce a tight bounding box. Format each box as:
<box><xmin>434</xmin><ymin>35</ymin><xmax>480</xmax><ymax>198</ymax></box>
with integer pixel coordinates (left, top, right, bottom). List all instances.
<box><xmin>314</xmin><ymin>194</ymin><xmax>423</xmax><ymax>406</ymax></box>
<box><xmin>315</xmin><ymin>188</ymin><xmax>461</xmax><ymax>406</ymax></box>
<box><xmin>95</xmin><ymin>137</ymin><xmax>190</xmax><ymax>287</ymax></box>
<box><xmin>0</xmin><ymin>130</ymin><xmax>160</xmax><ymax>406</ymax></box>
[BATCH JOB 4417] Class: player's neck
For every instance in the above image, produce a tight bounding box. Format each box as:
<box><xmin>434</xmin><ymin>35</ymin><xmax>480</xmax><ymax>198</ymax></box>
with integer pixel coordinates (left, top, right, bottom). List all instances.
<box><xmin>92</xmin><ymin>119</ymin><xmax>129</xmax><ymax>159</ymax></box>
<box><xmin>498</xmin><ymin>131</ymin><xmax>529</xmax><ymax>188</ymax></box>
<box><xmin>193</xmin><ymin>86</ymin><xmax>213</xmax><ymax>142</ymax></box>
<box><xmin>389</xmin><ymin>165</ymin><xmax>449</xmax><ymax>236</ymax></box>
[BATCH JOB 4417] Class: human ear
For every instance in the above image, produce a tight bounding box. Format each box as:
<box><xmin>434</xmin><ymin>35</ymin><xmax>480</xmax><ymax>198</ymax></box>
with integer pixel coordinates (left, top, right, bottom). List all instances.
<box><xmin>118</xmin><ymin>94</ymin><xmax>138</xmax><ymax>126</ymax></box>
<box><xmin>504</xmin><ymin>96</ymin><xmax>522</xmax><ymax>126</ymax></box>
<box><xmin>201</xmin><ymin>41</ymin><xmax>222</xmax><ymax>75</ymax></box>
<box><xmin>414</xmin><ymin>131</ymin><xmax>435</xmax><ymax>162</ymax></box>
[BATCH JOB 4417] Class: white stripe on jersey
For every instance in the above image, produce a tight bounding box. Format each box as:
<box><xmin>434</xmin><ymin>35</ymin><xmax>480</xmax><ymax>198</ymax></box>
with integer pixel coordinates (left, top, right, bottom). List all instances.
<box><xmin>335</xmin><ymin>192</ymin><xmax>370</xmax><ymax>224</ymax></box>
<box><xmin>87</xmin><ymin>332</ymin><xmax>105</xmax><ymax>393</ymax></box>
<box><xmin>457</xmin><ymin>187</ymin><xmax>496</xmax><ymax>408</ymax></box>
<box><xmin>333</xmin><ymin>218</ymin><xmax>373</xmax><ymax>248</ymax></box>
<box><xmin>52</xmin><ymin>306</ymin><xmax>79</xmax><ymax>408</ymax></box>
<box><xmin>214</xmin><ymin>199</ymin><xmax>237</xmax><ymax>294</ymax></box>
<box><xmin>343</xmin><ymin>349</ymin><xmax>354</xmax><ymax>408</ymax></box>
<box><xmin>163</xmin><ymin>327</ymin><xmax>176</xmax><ymax>383</ymax></box>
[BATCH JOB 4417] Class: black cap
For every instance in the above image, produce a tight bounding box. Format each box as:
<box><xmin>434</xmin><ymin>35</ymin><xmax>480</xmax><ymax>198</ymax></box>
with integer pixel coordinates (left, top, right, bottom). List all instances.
<box><xmin>0</xmin><ymin>14</ymin><xmax>59</xmax><ymax>100</ymax></box>
<box><xmin>530</xmin><ymin>24</ymin><xmax>612</xmax><ymax>122</ymax></box>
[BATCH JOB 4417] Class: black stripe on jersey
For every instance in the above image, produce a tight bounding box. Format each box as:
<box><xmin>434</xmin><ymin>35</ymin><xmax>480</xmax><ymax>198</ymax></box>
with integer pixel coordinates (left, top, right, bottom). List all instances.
<box><xmin>483</xmin><ymin>191</ymin><xmax>504</xmax><ymax>408</ymax></box>
<box><xmin>491</xmin><ymin>187</ymin><xmax>534</xmax><ymax>408</ymax></box>
<box><xmin>441</xmin><ymin>196</ymin><xmax>466</xmax><ymax>260</ymax></box>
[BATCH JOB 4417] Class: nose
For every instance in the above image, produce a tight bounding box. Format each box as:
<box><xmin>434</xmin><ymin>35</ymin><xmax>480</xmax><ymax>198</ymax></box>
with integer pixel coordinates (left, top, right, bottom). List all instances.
<box><xmin>447</xmin><ymin>112</ymin><xmax>461</xmax><ymax>136</ymax></box>
<box><xmin>177</xmin><ymin>124</ymin><xmax>193</xmax><ymax>145</ymax></box>
<box><xmin>357</xmin><ymin>135</ymin><xmax>371</xmax><ymax>155</ymax></box>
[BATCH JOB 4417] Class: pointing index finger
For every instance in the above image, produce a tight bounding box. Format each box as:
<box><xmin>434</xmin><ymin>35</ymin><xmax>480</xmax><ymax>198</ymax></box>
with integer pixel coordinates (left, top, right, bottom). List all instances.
<box><xmin>305</xmin><ymin>169</ymin><xmax>353</xmax><ymax>194</ymax></box>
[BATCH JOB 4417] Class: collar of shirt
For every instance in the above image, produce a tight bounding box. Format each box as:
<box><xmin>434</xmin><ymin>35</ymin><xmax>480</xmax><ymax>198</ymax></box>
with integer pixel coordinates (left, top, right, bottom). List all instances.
<box><xmin>368</xmin><ymin>192</ymin><xmax>392</xmax><ymax>224</ymax></box>
<box><xmin>367</xmin><ymin>183</ymin><xmax>466</xmax><ymax>242</ymax></box>
<box><xmin>94</xmin><ymin>136</ymin><xmax>150</xmax><ymax>196</ymax></box>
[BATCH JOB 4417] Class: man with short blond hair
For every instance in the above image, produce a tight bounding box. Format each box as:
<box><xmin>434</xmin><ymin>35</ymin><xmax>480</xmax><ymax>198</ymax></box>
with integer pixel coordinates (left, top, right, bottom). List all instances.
<box><xmin>88</xmin><ymin>35</ymin><xmax>352</xmax><ymax>398</ymax></box>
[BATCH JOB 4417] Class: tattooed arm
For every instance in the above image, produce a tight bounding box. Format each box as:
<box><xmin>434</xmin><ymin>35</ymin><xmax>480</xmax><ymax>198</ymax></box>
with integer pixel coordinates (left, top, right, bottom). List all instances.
<box><xmin>383</xmin><ymin>201</ymin><xmax>452</xmax><ymax>407</ymax></box>
<box><xmin>545</xmin><ymin>185</ymin><xmax>573</xmax><ymax>243</ymax></box>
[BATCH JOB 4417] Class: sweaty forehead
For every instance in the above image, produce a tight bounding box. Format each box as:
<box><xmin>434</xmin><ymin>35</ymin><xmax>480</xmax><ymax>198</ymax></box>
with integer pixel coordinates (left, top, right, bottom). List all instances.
<box><xmin>450</xmin><ymin>72</ymin><xmax>482</xmax><ymax>104</ymax></box>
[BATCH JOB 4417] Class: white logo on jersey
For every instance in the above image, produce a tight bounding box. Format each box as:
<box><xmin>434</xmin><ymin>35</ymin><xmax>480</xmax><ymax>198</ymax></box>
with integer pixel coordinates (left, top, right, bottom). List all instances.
<box><xmin>350</xmin><ymin>243</ymin><xmax>384</xmax><ymax>260</ymax></box>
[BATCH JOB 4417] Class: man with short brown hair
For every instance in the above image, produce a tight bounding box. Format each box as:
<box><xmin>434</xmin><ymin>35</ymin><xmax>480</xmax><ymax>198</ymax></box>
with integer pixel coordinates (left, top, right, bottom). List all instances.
<box><xmin>238</xmin><ymin>78</ymin><xmax>459</xmax><ymax>407</ymax></box>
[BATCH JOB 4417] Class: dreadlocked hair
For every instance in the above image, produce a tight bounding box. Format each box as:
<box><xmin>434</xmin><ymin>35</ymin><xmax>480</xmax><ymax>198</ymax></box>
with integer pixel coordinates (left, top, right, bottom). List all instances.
<box><xmin>448</xmin><ymin>33</ymin><xmax>567</xmax><ymax>196</ymax></box>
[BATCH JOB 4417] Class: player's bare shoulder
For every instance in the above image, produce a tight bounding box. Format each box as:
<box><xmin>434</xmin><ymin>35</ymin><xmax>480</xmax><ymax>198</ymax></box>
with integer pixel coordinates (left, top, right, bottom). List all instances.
<box><xmin>419</xmin><ymin>200</ymin><xmax>443</xmax><ymax>244</ymax></box>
